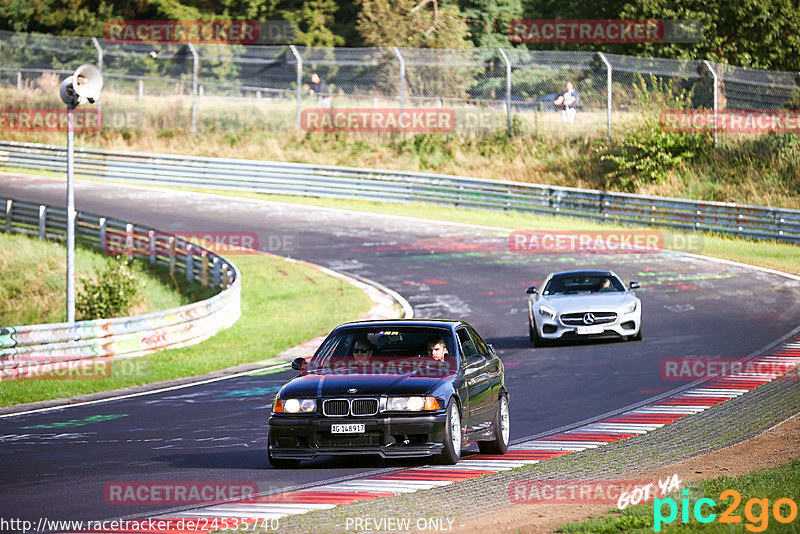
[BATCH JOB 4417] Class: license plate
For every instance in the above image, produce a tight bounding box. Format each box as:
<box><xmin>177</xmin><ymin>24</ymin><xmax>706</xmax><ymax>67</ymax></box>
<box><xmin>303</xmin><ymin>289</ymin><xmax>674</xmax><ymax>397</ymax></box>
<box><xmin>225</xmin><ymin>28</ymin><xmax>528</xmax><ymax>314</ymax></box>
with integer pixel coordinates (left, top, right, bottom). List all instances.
<box><xmin>577</xmin><ymin>325</ymin><xmax>604</xmax><ymax>335</ymax></box>
<box><xmin>331</xmin><ymin>423</ymin><xmax>365</xmax><ymax>434</ymax></box>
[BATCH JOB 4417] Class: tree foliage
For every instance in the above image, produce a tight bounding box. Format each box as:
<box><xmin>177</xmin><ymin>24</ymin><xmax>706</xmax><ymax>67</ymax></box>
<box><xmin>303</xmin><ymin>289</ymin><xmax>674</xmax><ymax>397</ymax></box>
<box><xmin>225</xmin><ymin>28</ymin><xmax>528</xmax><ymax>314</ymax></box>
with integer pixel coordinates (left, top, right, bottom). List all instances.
<box><xmin>357</xmin><ymin>0</ymin><xmax>472</xmax><ymax>48</ymax></box>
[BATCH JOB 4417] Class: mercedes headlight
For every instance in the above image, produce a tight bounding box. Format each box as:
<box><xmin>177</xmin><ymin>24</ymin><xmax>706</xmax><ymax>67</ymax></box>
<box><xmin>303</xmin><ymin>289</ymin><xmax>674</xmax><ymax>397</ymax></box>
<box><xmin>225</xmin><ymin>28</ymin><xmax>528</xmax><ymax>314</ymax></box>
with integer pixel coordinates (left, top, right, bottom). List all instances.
<box><xmin>622</xmin><ymin>301</ymin><xmax>637</xmax><ymax>314</ymax></box>
<box><xmin>538</xmin><ymin>305</ymin><xmax>556</xmax><ymax>320</ymax></box>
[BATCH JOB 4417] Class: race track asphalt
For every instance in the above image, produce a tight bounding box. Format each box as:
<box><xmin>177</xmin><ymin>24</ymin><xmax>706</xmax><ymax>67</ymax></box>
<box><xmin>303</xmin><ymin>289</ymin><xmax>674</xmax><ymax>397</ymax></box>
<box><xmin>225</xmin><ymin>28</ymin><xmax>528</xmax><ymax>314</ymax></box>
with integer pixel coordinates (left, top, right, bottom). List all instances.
<box><xmin>2</xmin><ymin>174</ymin><xmax>800</xmax><ymax>527</ymax></box>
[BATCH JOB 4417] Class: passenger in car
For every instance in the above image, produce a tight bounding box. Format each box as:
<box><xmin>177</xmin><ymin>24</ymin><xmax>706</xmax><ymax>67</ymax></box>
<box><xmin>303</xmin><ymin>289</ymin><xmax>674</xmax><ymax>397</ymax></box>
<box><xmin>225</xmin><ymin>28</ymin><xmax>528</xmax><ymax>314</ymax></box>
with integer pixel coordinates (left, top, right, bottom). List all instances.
<box><xmin>427</xmin><ymin>336</ymin><xmax>449</xmax><ymax>362</ymax></box>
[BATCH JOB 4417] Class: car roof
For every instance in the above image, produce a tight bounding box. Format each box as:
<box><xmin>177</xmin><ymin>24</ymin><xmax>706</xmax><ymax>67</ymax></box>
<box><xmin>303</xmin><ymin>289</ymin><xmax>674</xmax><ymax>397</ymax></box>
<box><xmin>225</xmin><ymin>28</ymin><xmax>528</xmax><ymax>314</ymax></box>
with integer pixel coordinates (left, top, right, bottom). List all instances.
<box><xmin>334</xmin><ymin>319</ymin><xmax>465</xmax><ymax>330</ymax></box>
<box><xmin>549</xmin><ymin>269</ymin><xmax>616</xmax><ymax>277</ymax></box>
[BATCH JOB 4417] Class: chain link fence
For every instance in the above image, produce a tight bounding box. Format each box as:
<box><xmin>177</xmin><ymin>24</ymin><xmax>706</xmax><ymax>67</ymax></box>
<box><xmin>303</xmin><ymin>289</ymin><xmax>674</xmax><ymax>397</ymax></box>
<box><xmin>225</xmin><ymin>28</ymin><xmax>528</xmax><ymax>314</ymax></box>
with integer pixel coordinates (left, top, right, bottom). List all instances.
<box><xmin>2</xmin><ymin>29</ymin><xmax>799</xmax><ymax>138</ymax></box>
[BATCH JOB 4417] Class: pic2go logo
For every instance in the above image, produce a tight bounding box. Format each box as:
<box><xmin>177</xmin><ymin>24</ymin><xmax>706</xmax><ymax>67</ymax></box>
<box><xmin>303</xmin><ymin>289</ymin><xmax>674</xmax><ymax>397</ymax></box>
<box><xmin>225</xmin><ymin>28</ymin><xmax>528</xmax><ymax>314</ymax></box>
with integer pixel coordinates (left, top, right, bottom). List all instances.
<box><xmin>654</xmin><ymin>489</ymin><xmax>799</xmax><ymax>532</ymax></box>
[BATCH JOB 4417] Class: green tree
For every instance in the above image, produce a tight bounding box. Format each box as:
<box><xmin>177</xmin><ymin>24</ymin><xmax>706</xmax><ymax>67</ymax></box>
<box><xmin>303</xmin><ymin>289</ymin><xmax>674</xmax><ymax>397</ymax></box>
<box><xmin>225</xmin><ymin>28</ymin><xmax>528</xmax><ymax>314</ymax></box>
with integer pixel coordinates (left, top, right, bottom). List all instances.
<box><xmin>461</xmin><ymin>0</ymin><xmax>523</xmax><ymax>47</ymax></box>
<box><xmin>357</xmin><ymin>0</ymin><xmax>472</xmax><ymax>48</ymax></box>
<box><xmin>618</xmin><ymin>0</ymin><xmax>800</xmax><ymax>71</ymax></box>
<box><xmin>282</xmin><ymin>0</ymin><xmax>344</xmax><ymax>46</ymax></box>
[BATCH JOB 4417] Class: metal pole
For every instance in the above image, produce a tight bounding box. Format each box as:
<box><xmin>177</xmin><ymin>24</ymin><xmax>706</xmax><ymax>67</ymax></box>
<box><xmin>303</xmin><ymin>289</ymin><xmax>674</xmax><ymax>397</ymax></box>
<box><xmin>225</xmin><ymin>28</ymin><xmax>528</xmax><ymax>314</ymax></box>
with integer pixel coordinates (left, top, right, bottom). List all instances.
<box><xmin>703</xmin><ymin>60</ymin><xmax>718</xmax><ymax>146</ymax></box>
<box><xmin>393</xmin><ymin>47</ymin><xmax>405</xmax><ymax>111</ymax></box>
<box><xmin>498</xmin><ymin>49</ymin><xmax>512</xmax><ymax>136</ymax></box>
<box><xmin>91</xmin><ymin>38</ymin><xmax>103</xmax><ymax>119</ymax></box>
<box><xmin>66</xmin><ymin>105</ymin><xmax>76</xmax><ymax>323</ymax></box>
<box><xmin>597</xmin><ymin>52</ymin><xmax>612</xmax><ymax>142</ymax></box>
<box><xmin>188</xmin><ymin>43</ymin><xmax>199</xmax><ymax>134</ymax></box>
<box><xmin>289</xmin><ymin>45</ymin><xmax>302</xmax><ymax>130</ymax></box>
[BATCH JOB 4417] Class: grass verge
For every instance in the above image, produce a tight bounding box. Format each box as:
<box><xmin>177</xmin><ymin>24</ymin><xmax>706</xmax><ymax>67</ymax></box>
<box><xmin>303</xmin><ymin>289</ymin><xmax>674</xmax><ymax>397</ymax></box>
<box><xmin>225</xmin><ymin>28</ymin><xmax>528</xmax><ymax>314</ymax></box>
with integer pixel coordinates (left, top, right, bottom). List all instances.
<box><xmin>0</xmin><ymin>231</ymin><xmax>205</xmax><ymax>325</ymax></box>
<box><xmin>0</xmin><ymin>252</ymin><xmax>373</xmax><ymax>407</ymax></box>
<box><xmin>557</xmin><ymin>459</ymin><xmax>800</xmax><ymax>533</ymax></box>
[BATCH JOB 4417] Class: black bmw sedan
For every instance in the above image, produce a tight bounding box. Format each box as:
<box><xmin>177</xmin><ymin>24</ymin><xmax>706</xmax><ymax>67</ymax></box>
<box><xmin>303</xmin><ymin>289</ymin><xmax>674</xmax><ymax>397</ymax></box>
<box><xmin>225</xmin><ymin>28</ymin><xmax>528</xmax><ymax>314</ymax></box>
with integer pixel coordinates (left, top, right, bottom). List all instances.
<box><xmin>267</xmin><ymin>320</ymin><xmax>509</xmax><ymax>467</ymax></box>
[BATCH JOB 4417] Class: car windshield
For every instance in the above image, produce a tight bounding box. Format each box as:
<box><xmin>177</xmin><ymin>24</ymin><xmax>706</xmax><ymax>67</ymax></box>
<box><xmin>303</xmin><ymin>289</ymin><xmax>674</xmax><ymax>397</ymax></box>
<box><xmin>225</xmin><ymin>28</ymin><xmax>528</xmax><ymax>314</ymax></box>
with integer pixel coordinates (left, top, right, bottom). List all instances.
<box><xmin>307</xmin><ymin>326</ymin><xmax>457</xmax><ymax>376</ymax></box>
<box><xmin>543</xmin><ymin>274</ymin><xmax>624</xmax><ymax>295</ymax></box>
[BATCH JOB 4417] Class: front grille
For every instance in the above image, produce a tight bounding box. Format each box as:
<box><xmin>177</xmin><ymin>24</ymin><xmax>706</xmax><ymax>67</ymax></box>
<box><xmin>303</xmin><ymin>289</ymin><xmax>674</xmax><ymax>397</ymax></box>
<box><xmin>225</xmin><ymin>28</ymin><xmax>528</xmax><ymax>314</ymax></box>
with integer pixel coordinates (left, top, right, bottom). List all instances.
<box><xmin>561</xmin><ymin>312</ymin><xmax>617</xmax><ymax>326</ymax></box>
<box><xmin>351</xmin><ymin>399</ymin><xmax>378</xmax><ymax>416</ymax></box>
<box><xmin>322</xmin><ymin>399</ymin><xmax>349</xmax><ymax>416</ymax></box>
<box><xmin>317</xmin><ymin>432</ymin><xmax>383</xmax><ymax>447</ymax></box>
<box><xmin>322</xmin><ymin>398</ymin><xmax>379</xmax><ymax>416</ymax></box>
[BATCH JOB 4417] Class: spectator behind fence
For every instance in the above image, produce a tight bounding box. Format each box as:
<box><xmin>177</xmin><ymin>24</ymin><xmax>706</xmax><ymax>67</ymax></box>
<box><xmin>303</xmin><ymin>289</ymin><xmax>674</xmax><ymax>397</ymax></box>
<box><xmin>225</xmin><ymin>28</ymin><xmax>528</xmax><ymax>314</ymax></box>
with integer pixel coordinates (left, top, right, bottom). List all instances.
<box><xmin>553</xmin><ymin>81</ymin><xmax>579</xmax><ymax>123</ymax></box>
<box><xmin>310</xmin><ymin>73</ymin><xmax>331</xmax><ymax>109</ymax></box>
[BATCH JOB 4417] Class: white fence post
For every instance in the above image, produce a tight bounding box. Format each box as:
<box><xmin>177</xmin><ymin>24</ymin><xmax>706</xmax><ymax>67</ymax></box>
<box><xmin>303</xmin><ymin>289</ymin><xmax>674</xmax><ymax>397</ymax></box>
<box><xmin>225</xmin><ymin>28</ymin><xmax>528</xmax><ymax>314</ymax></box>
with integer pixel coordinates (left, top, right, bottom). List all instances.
<box><xmin>597</xmin><ymin>52</ymin><xmax>612</xmax><ymax>142</ymax></box>
<box><xmin>703</xmin><ymin>60</ymin><xmax>719</xmax><ymax>146</ymax></box>
<box><xmin>393</xmin><ymin>47</ymin><xmax>405</xmax><ymax>111</ymax></box>
<box><xmin>289</xmin><ymin>45</ymin><xmax>302</xmax><ymax>131</ymax></box>
<box><xmin>498</xmin><ymin>49</ymin><xmax>512</xmax><ymax>136</ymax></box>
<box><xmin>188</xmin><ymin>43</ymin><xmax>199</xmax><ymax>134</ymax></box>
<box><xmin>91</xmin><ymin>37</ymin><xmax>103</xmax><ymax>118</ymax></box>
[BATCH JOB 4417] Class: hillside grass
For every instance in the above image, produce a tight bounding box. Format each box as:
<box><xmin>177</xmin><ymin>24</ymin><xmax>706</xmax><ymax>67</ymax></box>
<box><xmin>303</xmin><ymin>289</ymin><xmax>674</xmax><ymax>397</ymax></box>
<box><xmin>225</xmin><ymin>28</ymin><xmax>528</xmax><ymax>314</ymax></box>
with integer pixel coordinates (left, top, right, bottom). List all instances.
<box><xmin>2</xmin><ymin>78</ymin><xmax>799</xmax><ymax>209</ymax></box>
<box><xmin>0</xmin><ymin>231</ymin><xmax>201</xmax><ymax>325</ymax></box>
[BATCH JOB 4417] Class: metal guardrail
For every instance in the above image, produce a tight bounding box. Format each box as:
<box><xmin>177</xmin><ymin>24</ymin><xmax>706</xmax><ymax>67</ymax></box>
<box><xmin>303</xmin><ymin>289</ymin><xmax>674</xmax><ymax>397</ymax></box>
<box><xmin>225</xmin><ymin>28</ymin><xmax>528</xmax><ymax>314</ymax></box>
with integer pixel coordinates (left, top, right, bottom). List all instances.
<box><xmin>1</xmin><ymin>140</ymin><xmax>799</xmax><ymax>244</ymax></box>
<box><xmin>0</xmin><ymin>196</ymin><xmax>241</xmax><ymax>380</ymax></box>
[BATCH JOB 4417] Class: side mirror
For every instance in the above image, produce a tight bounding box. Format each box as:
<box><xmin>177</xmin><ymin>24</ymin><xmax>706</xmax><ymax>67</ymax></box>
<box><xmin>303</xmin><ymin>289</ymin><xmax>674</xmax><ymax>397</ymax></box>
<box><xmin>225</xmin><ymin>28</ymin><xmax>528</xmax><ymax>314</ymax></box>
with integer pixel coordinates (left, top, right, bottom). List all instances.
<box><xmin>291</xmin><ymin>357</ymin><xmax>307</xmax><ymax>373</ymax></box>
<box><xmin>629</xmin><ymin>281</ymin><xmax>640</xmax><ymax>289</ymax></box>
<box><xmin>526</xmin><ymin>286</ymin><xmax>537</xmax><ymax>294</ymax></box>
<box><xmin>465</xmin><ymin>354</ymin><xmax>484</xmax><ymax>367</ymax></box>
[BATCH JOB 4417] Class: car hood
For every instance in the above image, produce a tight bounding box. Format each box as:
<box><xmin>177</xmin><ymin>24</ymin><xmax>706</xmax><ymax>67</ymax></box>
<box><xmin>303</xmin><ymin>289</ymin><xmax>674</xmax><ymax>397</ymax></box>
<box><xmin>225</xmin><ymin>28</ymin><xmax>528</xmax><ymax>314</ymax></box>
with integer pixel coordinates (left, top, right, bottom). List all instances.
<box><xmin>540</xmin><ymin>292</ymin><xmax>634</xmax><ymax>313</ymax></box>
<box><xmin>279</xmin><ymin>372</ymin><xmax>448</xmax><ymax>398</ymax></box>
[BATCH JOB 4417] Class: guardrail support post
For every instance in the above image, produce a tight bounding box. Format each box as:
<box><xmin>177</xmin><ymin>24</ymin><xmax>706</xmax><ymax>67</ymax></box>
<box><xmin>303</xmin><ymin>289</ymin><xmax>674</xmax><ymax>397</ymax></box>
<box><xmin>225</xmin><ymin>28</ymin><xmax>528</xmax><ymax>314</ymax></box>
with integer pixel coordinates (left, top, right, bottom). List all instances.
<box><xmin>5</xmin><ymin>199</ymin><xmax>12</xmax><ymax>233</ymax></box>
<box><xmin>169</xmin><ymin>236</ymin><xmax>176</xmax><ymax>275</ymax></box>
<box><xmin>289</xmin><ymin>45</ymin><xmax>302</xmax><ymax>131</ymax></box>
<box><xmin>138</xmin><ymin>79</ymin><xmax>144</xmax><ymax>101</ymax></box>
<box><xmin>188</xmin><ymin>43</ymin><xmax>199</xmax><ymax>135</ymax></box>
<box><xmin>38</xmin><ymin>205</ymin><xmax>47</xmax><ymax>239</ymax></box>
<box><xmin>125</xmin><ymin>223</ymin><xmax>134</xmax><ymax>261</ymax></box>
<box><xmin>212</xmin><ymin>257</ymin><xmax>221</xmax><ymax>287</ymax></box>
<box><xmin>98</xmin><ymin>217</ymin><xmax>106</xmax><ymax>251</ymax></box>
<box><xmin>597</xmin><ymin>52</ymin><xmax>612</xmax><ymax>142</ymax></box>
<box><xmin>201</xmin><ymin>251</ymin><xmax>209</xmax><ymax>286</ymax></box>
<box><xmin>185</xmin><ymin>245</ymin><xmax>195</xmax><ymax>282</ymax></box>
<box><xmin>221</xmin><ymin>264</ymin><xmax>229</xmax><ymax>289</ymax></box>
<box><xmin>148</xmin><ymin>230</ymin><xmax>156</xmax><ymax>263</ymax></box>
<box><xmin>498</xmin><ymin>49</ymin><xmax>512</xmax><ymax>136</ymax></box>
<box><xmin>393</xmin><ymin>47</ymin><xmax>405</xmax><ymax>111</ymax></box>
<box><xmin>702</xmin><ymin>60</ymin><xmax>718</xmax><ymax>146</ymax></box>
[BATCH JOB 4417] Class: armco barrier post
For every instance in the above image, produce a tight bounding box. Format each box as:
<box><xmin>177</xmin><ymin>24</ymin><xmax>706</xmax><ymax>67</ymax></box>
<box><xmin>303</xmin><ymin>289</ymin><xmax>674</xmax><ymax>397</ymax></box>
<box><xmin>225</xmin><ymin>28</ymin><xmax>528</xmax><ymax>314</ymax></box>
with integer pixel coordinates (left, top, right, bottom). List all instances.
<box><xmin>38</xmin><ymin>205</ymin><xmax>47</xmax><ymax>240</ymax></box>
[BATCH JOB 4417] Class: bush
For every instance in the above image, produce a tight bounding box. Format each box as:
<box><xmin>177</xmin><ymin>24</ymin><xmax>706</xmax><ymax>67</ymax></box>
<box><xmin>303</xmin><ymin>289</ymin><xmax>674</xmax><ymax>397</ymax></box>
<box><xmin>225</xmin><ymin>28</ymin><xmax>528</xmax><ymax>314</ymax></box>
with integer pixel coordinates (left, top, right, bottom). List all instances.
<box><xmin>601</xmin><ymin>118</ymin><xmax>712</xmax><ymax>191</ymax></box>
<box><xmin>76</xmin><ymin>257</ymin><xmax>142</xmax><ymax>320</ymax></box>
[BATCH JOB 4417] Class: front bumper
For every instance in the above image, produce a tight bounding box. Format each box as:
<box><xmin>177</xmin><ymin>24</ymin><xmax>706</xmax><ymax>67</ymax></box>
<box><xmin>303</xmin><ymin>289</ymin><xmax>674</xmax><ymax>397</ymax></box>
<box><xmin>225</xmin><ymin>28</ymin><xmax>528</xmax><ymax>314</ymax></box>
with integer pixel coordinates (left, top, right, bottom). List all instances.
<box><xmin>268</xmin><ymin>412</ymin><xmax>448</xmax><ymax>460</ymax></box>
<box><xmin>535</xmin><ymin>312</ymin><xmax>640</xmax><ymax>341</ymax></box>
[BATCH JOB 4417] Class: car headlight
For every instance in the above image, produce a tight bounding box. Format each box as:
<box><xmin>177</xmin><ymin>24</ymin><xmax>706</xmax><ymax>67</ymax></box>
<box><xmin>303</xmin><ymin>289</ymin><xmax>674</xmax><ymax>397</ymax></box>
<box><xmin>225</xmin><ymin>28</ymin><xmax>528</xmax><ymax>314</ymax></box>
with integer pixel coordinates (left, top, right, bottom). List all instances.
<box><xmin>538</xmin><ymin>305</ymin><xmax>556</xmax><ymax>320</ymax></box>
<box><xmin>386</xmin><ymin>396</ymin><xmax>440</xmax><ymax>411</ymax></box>
<box><xmin>275</xmin><ymin>398</ymin><xmax>316</xmax><ymax>413</ymax></box>
<box><xmin>622</xmin><ymin>301</ymin><xmax>637</xmax><ymax>314</ymax></box>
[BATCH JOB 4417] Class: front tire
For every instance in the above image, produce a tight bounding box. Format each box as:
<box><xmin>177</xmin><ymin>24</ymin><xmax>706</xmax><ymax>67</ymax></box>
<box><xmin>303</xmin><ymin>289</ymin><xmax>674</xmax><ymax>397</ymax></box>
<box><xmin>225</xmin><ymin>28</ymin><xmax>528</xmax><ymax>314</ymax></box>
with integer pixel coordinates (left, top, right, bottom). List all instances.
<box><xmin>438</xmin><ymin>399</ymin><xmax>462</xmax><ymax>465</ymax></box>
<box><xmin>478</xmin><ymin>395</ymin><xmax>509</xmax><ymax>455</ymax></box>
<box><xmin>531</xmin><ymin>321</ymin><xmax>548</xmax><ymax>347</ymax></box>
<box><xmin>631</xmin><ymin>327</ymin><xmax>642</xmax><ymax>341</ymax></box>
